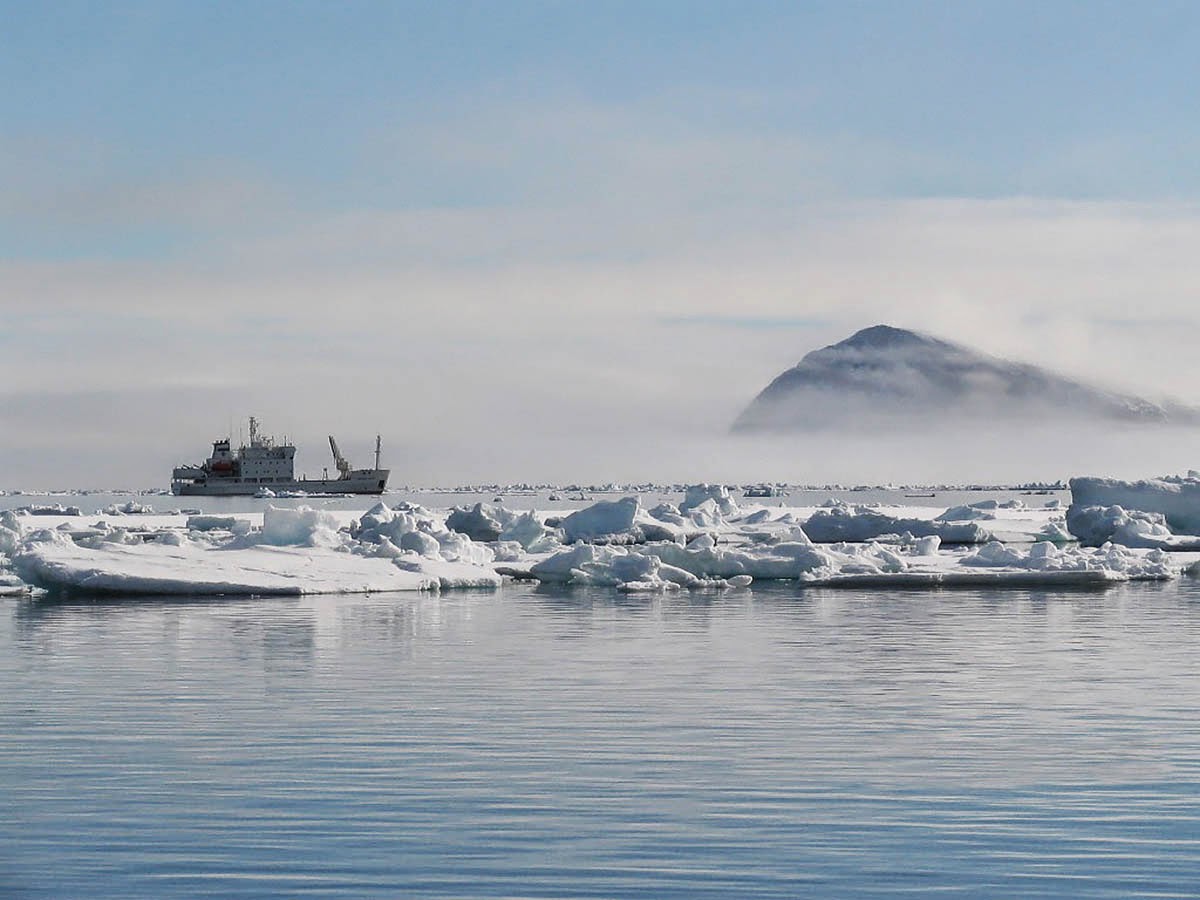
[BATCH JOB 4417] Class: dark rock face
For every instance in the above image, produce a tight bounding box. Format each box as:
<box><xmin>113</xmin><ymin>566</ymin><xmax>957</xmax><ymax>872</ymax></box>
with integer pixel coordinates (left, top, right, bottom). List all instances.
<box><xmin>733</xmin><ymin>325</ymin><xmax>1197</xmax><ymax>432</ymax></box>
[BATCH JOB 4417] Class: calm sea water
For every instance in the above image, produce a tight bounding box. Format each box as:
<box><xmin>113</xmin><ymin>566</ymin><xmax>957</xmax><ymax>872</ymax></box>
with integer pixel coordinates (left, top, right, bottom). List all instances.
<box><xmin>3</xmin><ymin>580</ymin><xmax>1200</xmax><ymax>898</ymax></box>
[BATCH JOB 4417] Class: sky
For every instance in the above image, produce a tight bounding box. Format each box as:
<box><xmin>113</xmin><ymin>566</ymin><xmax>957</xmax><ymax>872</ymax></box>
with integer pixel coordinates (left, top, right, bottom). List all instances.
<box><xmin>5</xmin><ymin>0</ymin><xmax>1200</xmax><ymax>488</ymax></box>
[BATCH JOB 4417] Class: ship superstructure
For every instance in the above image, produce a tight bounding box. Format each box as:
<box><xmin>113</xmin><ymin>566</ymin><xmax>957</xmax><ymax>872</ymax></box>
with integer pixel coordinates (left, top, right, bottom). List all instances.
<box><xmin>171</xmin><ymin>418</ymin><xmax>389</xmax><ymax>496</ymax></box>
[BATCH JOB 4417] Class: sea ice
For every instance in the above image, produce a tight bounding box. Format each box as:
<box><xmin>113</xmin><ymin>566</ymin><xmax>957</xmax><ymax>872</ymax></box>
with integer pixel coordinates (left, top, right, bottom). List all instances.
<box><xmin>528</xmin><ymin>543</ymin><xmax>756</xmax><ymax>590</ymax></box>
<box><xmin>185</xmin><ymin>515</ymin><xmax>251</xmax><ymax>533</ymax></box>
<box><xmin>937</xmin><ymin>505</ymin><xmax>995</xmax><ymax>522</ymax></box>
<box><xmin>801</xmin><ymin>504</ymin><xmax>990</xmax><ymax>544</ymax></box>
<box><xmin>446</xmin><ymin>502</ymin><xmax>507</xmax><ymax>541</ymax></box>
<box><xmin>679</xmin><ymin>484</ymin><xmax>740</xmax><ymax>518</ymax></box>
<box><xmin>5</xmin><ymin>486</ymin><xmax>1188</xmax><ymax>599</ymax></box>
<box><xmin>0</xmin><ymin>573</ymin><xmax>29</xmax><ymax>596</ymax></box>
<box><xmin>13</xmin><ymin>504</ymin><xmax>501</xmax><ymax>596</ymax></box>
<box><xmin>960</xmin><ymin>540</ymin><xmax>1173</xmax><ymax>579</ymax></box>
<box><xmin>558</xmin><ymin>496</ymin><xmax>696</xmax><ymax>544</ymax></box>
<box><xmin>254</xmin><ymin>506</ymin><xmax>342</xmax><ymax>548</ymax></box>
<box><xmin>969</xmin><ymin>499</ymin><xmax>1024</xmax><ymax>511</ymax></box>
<box><xmin>498</xmin><ymin>511</ymin><xmax>561</xmax><ymax>552</ymax></box>
<box><xmin>0</xmin><ymin>511</ymin><xmax>21</xmax><ymax>556</ymax></box>
<box><xmin>1037</xmin><ymin>521</ymin><xmax>1074</xmax><ymax>543</ymax></box>
<box><xmin>14</xmin><ymin>504</ymin><xmax>82</xmax><ymax>516</ymax></box>
<box><xmin>101</xmin><ymin>500</ymin><xmax>155</xmax><ymax>516</ymax></box>
<box><xmin>349</xmin><ymin>502</ymin><xmax>496</xmax><ymax>567</ymax></box>
<box><xmin>560</xmin><ymin>497</ymin><xmax>641</xmax><ymax>543</ymax></box>
<box><xmin>1065</xmin><ymin>504</ymin><xmax>1200</xmax><ymax>550</ymax></box>
<box><xmin>1070</xmin><ymin>476</ymin><xmax>1200</xmax><ymax>534</ymax></box>
<box><xmin>15</xmin><ymin>536</ymin><xmax>440</xmax><ymax>595</ymax></box>
<box><xmin>740</xmin><ymin>508</ymin><xmax>776</xmax><ymax>525</ymax></box>
<box><xmin>525</xmin><ymin>533</ymin><xmax>1174</xmax><ymax>591</ymax></box>
<box><xmin>444</xmin><ymin>502</ymin><xmax>563</xmax><ymax>550</ymax></box>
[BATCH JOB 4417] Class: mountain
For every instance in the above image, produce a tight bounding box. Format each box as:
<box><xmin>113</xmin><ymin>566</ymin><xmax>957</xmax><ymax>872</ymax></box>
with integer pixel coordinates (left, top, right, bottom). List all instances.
<box><xmin>733</xmin><ymin>325</ymin><xmax>1199</xmax><ymax>432</ymax></box>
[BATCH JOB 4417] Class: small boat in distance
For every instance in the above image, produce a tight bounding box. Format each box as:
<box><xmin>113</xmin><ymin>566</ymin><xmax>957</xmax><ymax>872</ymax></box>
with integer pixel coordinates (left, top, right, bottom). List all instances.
<box><xmin>171</xmin><ymin>417</ymin><xmax>389</xmax><ymax>496</ymax></box>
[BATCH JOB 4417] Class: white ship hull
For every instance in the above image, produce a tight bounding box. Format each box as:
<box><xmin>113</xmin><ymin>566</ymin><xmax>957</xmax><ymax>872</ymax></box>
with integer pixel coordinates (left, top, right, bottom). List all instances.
<box><xmin>172</xmin><ymin>470</ymin><xmax>389</xmax><ymax>496</ymax></box>
<box><xmin>171</xmin><ymin>420</ymin><xmax>390</xmax><ymax>496</ymax></box>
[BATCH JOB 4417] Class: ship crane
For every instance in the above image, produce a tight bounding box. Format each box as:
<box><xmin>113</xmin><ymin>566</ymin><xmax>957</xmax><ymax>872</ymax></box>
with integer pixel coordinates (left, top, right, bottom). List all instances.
<box><xmin>328</xmin><ymin>435</ymin><xmax>352</xmax><ymax>478</ymax></box>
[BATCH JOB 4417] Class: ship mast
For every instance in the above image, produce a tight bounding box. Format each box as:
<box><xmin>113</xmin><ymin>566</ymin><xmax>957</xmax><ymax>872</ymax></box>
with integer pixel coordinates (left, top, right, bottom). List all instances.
<box><xmin>375</xmin><ymin>435</ymin><xmax>381</xmax><ymax>471</ymax></box>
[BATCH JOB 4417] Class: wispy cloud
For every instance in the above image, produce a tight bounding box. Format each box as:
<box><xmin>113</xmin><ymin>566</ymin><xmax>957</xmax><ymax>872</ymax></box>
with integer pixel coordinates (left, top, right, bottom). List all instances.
<box><xmin>659</xmin><ymin>315</ymin><xmax>831</xmax><ymax>331</ymax></box>
<box><xmin>7</xmin><ymin>44</ymin><xmax>1200</xmax><ymax>487</ymax></box>
<box><xmin>7</xmin><ymin>193</ymin><xmax>1200</xmax><ymax>487</ymax></box>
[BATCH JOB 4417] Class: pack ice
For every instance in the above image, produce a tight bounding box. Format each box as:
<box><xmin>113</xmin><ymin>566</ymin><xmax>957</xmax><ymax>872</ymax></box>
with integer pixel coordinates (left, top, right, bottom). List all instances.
<box><xmin>1</xmin><ymin>478</ymin><xmax>1194</xmax><ymax>598</ymax></box>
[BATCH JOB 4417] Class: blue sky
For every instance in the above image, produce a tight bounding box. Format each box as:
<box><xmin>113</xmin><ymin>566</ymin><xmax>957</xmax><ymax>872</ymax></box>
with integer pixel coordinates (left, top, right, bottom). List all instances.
<box><xmin>5</xmin><ymin>2</ymin><xmax>1200</xmax><ymax>486</ymax></box>
<box><xmin>7</xmin><ymin>0</ymin><xmax>1198</xmax><ymax>222</ymax></box>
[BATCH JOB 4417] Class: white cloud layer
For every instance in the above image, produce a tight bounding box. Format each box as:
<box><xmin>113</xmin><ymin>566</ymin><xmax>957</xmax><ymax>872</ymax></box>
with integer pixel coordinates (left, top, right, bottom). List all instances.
<box><xmin>5</xmin><ymin>192</ymin><xmax>1200</xmax><ymax>488</ymax></box>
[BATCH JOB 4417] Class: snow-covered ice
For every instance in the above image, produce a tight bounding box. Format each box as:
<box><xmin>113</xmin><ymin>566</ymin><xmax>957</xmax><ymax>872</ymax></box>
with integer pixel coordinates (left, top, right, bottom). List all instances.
<box><xmin>2</xmin><ymin>481</ymin><xmax>1195</xmax><ymax>599</ymax></box>
<box><xmin>525</xmin><ymin>534</ymin><xmax>1172</xmax><ymax>591</ymax></box>
<box><xmin>1068</xmin><ymin>476</ymin><xmax>1200</xmax><ymax>548</ymax></box>
<box><xmin>13</xmin><ymin>503</ymin><xmax>82</xmax><ymax>516</ymax></box>
<box><xmin>11</xmin><ymin>504</ymin><xmax>501</xmax><ymax>596</ymax></box>
<box><xmin>1065</xmin><ymin>504</ymin><xmax>1200</xmax><ymax>550</ymax></box>
<box><xmin>445</xmin><ymin>502</ymin><xmax>507</xmax><ymax>541</ymax></box>
<box><xmin>679</xmin><ymin>483</ymin><xmax>740</xmax><ymax>517</ymax></box>
<box><xmin>186</xmin><ymin>515</ymin><xmax>252</xmax><ymax>533</ymax></box>
<box><xmin>101</xmin><ymin>500</ymin><xmax>156</xmax><ymax>516</ymax></box>
<box><xmin>1070</xmin><ymin>476</ymin><xmax>1200</xmax><ymax>534</ymax></box>
<box><xmin>446</xmin><ymin>502</ymin><xmax>562</xmax><ymax>550</ymax></box>
<box><xmin>937</xmin><ymin>504</ymin><xmax>995</xmax><ymax>522</ymax></box>
<box><xmin>800</xmin><ymin>503</ymin><xmax>990</xmax><ymax>543</ymax></box>
<box><xmin>557</xmin><ymin>496</ymin><xmax>702</xmax><ymax>545</ymax></box>
<box><xmin>14</xmin><ymin>533</ymin><xmax>441</xmax><ymax>595</ymax></box>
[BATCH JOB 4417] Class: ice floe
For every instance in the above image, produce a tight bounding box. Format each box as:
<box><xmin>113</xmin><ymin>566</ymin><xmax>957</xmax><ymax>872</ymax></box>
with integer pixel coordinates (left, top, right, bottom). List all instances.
<box><xmin>4</xmin><ymin>480</ymin><xmax>1198</xmax><ymax>599</ymax></box>
<box><xmin>679</xmin><ymin>483</ymin><xmax>740</xmax><ymax>518</ymax></box>
<box><xmin>936</xmin><ymin>504</ymin><xmax>996</xmax><ymax>522</ymax></box>
<box><xmin>1070</xmin><ymin>476</ymin><xmax>1200</xmax><ymax>534</ymax></box>
<box><xmin>186</xmin><ymin>515</ymin><xmax>252</xmax><ymax>533</ymax></box>
<box><xmin>960</xmin><ymin>540</ymin><xmax>1173</xmax><ymax>580</ymax></box>
<box><xmin>13</xmin><ymin>503</ymin><xmax>82</xmax><ymax>516</ymax></box>
<box><xmin>446</xmin><ymin>502</ymin><xmax>562</xmax><ymax>550</ymax></box>
<box><xmin>100</xmin><ymin>500</ymin><xmax>156</xmax><ymax>516</ymax></box>
<box><xmin>1068</xmin><ymin>476</ymin><xmax>1200</xmax><ymax>548</ymax></box>
<box><xmin>557</xmin><ymin>496</ymin><xmax>701</xmax><ymax>545</ymax></box>
<box><xmin>14</xmin><ymin>534</ymin><xmax>442</xmax><ymax>596</ymax></box>
<box><xmin>523</xmin><ymin>534</ymin><xmax>1172</xmax><ymax>591</ymax></box>
<box><xmin>445</xmin><ymin>502</ymin><xmax>507</xmax><ymax>541</ymax></box>
<box><xmin>800</xmin><ymin>503</ymin><xmax>990</xmax><ymax>543</ymax></box>
<box><xmin>1065</xmin><ymin>504</ymin><xmax>1200</xmax><ymax>550</ymax></box>
<box><xmin>11</xmin><ymin>504</ymin><xmax>501</xmax><ymax>596</ymax></box>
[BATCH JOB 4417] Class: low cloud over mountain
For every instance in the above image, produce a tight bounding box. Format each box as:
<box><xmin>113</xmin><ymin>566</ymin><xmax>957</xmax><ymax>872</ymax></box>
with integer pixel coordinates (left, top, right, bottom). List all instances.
<box><xmin>733</xmin><ymin>325</ymin><xmax>1200</xmax><ymax>432</ymax></box>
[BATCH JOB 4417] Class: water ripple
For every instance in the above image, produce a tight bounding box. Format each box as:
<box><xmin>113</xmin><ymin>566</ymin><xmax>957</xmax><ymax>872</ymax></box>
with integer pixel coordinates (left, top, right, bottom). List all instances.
<box><xmin>3</xmin><ymin>581</ymin><xmax>1200</xmax><ymax>897</ymax></box>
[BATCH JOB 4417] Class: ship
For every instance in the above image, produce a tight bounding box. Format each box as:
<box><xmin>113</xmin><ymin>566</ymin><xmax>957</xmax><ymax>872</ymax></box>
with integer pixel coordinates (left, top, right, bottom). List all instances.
<box><xmin>171</xmin><ymin>418</ymin><xmax>390</xmax><ymax>496</ymax></box>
